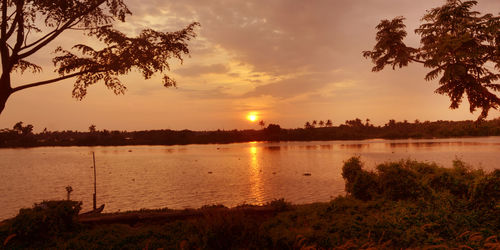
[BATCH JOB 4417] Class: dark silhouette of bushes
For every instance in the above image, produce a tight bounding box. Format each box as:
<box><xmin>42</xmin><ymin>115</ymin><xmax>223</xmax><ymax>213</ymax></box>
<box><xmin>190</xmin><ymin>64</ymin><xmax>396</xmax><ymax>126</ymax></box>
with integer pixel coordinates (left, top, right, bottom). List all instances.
<box><xmin>376</xmin><ymin>162</ymin><xmax>429</xmax><ymax>200</ymax></box>
<box><xmin>341</xmin><ymin>157</ymin><xmax>378</xmax><ymax>201</ymax></box>
<box><xmin>8</xmin><ymin>200</ymin><xmax>82</xmax><ymax>243</ymax></box>
<box><xmin>470</xmin><ymin>169</ymin><xmax>500</xmax><ymax>209</ymax></box>
<box><xmin>341</xmin><ymin>157</ymin><xmax>500</xmax><ymax>205</ymax></box>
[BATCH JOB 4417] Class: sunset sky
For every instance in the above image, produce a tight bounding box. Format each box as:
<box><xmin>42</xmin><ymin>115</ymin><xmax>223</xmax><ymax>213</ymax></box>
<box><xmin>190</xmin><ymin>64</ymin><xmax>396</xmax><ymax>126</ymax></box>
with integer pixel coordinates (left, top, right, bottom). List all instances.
<box><xmin>0</xmin><ymin>0</ymin><xmax>499</xmax><ymax>132</ymax></box>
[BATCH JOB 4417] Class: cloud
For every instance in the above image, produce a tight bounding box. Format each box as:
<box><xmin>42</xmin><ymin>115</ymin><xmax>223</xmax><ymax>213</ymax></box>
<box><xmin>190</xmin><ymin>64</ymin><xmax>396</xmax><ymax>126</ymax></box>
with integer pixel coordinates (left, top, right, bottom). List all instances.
<box><xmin>175</xmin><ymin>63</ymin><xmax>230</xmax><ymax>77</ymax></box>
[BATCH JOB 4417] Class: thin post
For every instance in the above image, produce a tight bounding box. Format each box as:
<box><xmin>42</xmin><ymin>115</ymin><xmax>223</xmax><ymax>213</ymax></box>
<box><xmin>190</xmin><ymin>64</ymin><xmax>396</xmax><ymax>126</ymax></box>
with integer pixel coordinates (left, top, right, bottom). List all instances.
<box><xmin>92</xmin><ymin>152</ymin><xmax>96</xmax><ymax>210</ymax></box>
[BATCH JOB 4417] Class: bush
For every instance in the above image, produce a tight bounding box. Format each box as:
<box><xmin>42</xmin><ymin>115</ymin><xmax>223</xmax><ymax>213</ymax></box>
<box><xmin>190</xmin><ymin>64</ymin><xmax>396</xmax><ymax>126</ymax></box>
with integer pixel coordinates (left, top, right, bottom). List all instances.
<box><xmin>341</xmin><ymin>157</ymin><xmax>495</xmax><ymax>202</ymax></box>
<box><xmin>376</xmin><ymin>162</ymin><xmax>428</xmax><ymax>201</ymax></box>
<box><xmin>9</xmin><ymin>200</ymin><xmax>82</xmax><ymax>241</ymax></box>
<box><xmin>341</xmin><ymin>157</ymin><xmax>378</xmax><ymax>200</ymax></box>
<box><xmin>341</xmin><ymin>157</ymin><xmax>363</xmax><ymax>186</ymax></box>
<box><xmin>268</xmin><ymin>198</ymin><xmax>292</xmax><ymax>212</ymax></box>
<box><xmin>470</xmin><ymin>169</ymin><xmax>500</xmax><ymax>208</ymax></box>
<box><xmin>351</xmin><ymin>171</ymin><xmax>378</xmax><ymax>201</ymax></box>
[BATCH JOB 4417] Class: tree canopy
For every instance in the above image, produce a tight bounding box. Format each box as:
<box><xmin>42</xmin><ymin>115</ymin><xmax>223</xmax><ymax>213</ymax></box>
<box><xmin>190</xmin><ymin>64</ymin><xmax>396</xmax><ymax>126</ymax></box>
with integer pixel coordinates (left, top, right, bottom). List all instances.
<box><xmin>0</xmin><ymin>0</ymin><xmax>199</xmax><ymax>115</ymax></box>
<box><xmin>363</xmin><ymin>0</ymin><xmax>500</xmax><ymax>120</ymax></box>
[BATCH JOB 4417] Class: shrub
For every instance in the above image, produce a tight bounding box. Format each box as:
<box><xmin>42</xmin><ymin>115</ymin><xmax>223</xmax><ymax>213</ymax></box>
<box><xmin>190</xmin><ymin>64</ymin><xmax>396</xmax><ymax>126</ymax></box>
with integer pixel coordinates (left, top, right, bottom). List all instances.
<box><xmin>9</xmin><ymin>200</ymin><xmax>82</xmax><ymax>241</ymax></box>
<box><xmin>350</xmin><ymin>171</ymin><xmax>378</xmax><ymax>201</ymax></box>
<box><xmin>341</xmin><ymin>157</ymin><xmax>363</xmax><ymax>186</ymax></box>
<box><xmin>341</xmin><ymin>157</ymin><xmax>378</xmax><ymax>200</ymax></box>
<box><xmin>376</xmin><ymin>162</ymin><xmax>427</xmax><ymax>201</ymax></box>
<box><xmin>470</xmin><ymin>169</ymin><xmax>500</xmax><ymax>208</ymax></box>
<box><xmin>268</xmin><ymin>198</ymin><xmax>292</xmax><ymax>212</ymax></box>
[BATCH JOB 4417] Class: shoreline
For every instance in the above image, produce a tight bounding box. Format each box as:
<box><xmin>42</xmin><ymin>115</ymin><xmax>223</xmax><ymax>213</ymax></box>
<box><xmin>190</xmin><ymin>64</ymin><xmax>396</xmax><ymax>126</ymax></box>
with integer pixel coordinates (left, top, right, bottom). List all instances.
<box><xmin>1</xmin><ymin>134</ymin><xmax>499</xmax><ymax>149</ymax></box>
<box><xmin>2</xmin><ymin>119</ymin><xmax>500</xmax><ymax>148</ymax></box>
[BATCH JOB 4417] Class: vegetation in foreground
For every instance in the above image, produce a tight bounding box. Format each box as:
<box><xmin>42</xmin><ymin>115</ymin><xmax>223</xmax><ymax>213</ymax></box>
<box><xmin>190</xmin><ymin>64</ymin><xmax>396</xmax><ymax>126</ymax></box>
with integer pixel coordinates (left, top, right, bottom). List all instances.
<box><xmin>1</xmin><ymin>159</ymin><xmax>499</xmax><ymax>249</ymax></box>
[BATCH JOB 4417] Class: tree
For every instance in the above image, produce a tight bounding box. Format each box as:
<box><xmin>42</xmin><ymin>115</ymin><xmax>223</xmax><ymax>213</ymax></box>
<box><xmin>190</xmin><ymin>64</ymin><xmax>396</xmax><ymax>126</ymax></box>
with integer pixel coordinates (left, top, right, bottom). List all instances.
<box><xmin>13</xmin><ymin>121</ymin><xmax>33</xmax><ymax>135</ymax></box>
<box><xmin>0</xmin><ymin>0</ymin><xmax>199</xmax><ymax>115</ymax></box>
<box><xmin>325</xmin><ymin>119</ymin><xmax>333</xmax><ymax>127</ymax></box>
<box><xmin>258</xmin><ymin>120</ymin><xmax>265</xmax><ymax>129</ymax></box>
<box><xmin>89</xmin><ymin>124</ymin><xmax>96</xmax><ymax>133</ymax></box>
<box><xmin>318</xmin><ymin>120</ymin><xmax>325</xmax><ymax>127</ymax></box>
<box><xmin>363</xmin><ymin>0</ymin><xmax>500</xmax><ymax>120</ymax></box>
<box><xmin>345</xmin><ymin>118</ymin><xmax>363</xmax><ymax>127</ymax></box>
<box><xmin>304</xmin><ymin>121</ymin><xmax>313</xmax><ymax>129</ymax></box>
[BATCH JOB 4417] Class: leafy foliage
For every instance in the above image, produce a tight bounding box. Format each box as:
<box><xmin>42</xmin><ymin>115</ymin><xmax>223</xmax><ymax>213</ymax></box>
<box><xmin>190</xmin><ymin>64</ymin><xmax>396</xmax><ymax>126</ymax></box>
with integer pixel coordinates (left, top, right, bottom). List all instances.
<box><xmin>364</xmin><ymin>0</ymin><xmax>500</xmax><ymax>120</ymax></box>
<box><xmin>54</xmin><ymin>23</ymin><xmax>199</xmax><ymax>99</ymax></box>
<box><xmin>7</xmin><ymin>200</ymin><xmax>82</xmax><ymax>242</ymax></box>
<box><xmin>341</xmin><ymin>156</ymin><xmax>500</xmax><ymax>207</ymax></box>
<box><xmin>341</xmin><ymin>157</ymin><xmax>378</xmax><ymax>201</ymax></box>
<box><xmin>0</xmin><ymin>0</ymin><xmax>198</xmax><ymax>114</ymax></box>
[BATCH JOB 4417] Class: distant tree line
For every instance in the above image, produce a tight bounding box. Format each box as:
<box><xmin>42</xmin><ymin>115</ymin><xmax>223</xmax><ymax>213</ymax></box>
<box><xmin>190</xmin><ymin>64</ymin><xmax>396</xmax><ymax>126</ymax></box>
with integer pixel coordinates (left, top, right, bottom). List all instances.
<box><xmin>304</xmin><ymin>119</ymin><xmax>333</xmax><ymax>129</ymax></box>
<box><xmin>1</xmin><ymin>118</ymin><xmax>500</xmax><ymax>147</ymax></box>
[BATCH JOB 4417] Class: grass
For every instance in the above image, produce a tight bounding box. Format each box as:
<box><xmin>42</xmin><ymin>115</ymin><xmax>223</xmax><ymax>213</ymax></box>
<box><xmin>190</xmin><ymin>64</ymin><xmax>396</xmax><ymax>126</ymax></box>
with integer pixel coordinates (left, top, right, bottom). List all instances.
<box><xmin>1</xmin><ymin>158</ymin><xmax>498</xmax><ymax>249</ymax></box>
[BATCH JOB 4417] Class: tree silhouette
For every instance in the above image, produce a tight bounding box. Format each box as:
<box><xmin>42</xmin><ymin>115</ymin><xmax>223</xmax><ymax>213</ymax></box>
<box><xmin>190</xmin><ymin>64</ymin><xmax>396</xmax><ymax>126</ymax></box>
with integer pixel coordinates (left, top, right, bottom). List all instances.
<box><xmin>89</xmin><ymin>124</ymin><xmax>96</xmax><ymax>133</ymax></box>
<box><xmin>312</xmin><ymin>120</ymin><xmax>317</xmax><ymax>127</ymax></box>
<box><xmin>258</xmin><ymin>120</ymin><xmax>265</xmax><ymax>129</ymax></box>
<box><xmin>0</xmin><ymin>0</ymin><xmax>199</xmax><ymax>115</ymax></box>
<box><xmin>345</xmin><ymin>118</ymin><xmax>364</xmax><ymax>128</ymax></box>
<box><xmin>319</xmin><ymin>120</ymin><xmax>325</xmax><ymax>127</ymax></box>
<box><xmin>326</xmin><ymin>119</ymin><xmax>333</xmax><ymax>127</ymax></box>
<box><xmin>13</xmin><ymin>121</ymin><xmax>33</xmax><ymax>135</ymax></box>
<box><xmin>363</xmin><ymin>0</ymin><xmax>500</xmax><ymax>120</ymax></box>
<box><xmin>304</xmin><ymin>121</ymin><xmax>313</xmax><ymax>129</ymax></box>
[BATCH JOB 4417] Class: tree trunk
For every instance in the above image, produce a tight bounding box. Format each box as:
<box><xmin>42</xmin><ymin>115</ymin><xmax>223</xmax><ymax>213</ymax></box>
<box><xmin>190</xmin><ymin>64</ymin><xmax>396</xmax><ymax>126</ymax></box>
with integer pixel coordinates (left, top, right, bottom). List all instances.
<box><xmin>0</xmin><ymin>77</ymin><xmax>12</xmax><ymax>116</ymax></box>
<box><xmin>0</xmin><ymin>90</ymin><xmax>9</xmax><ymax>115</ymax></box>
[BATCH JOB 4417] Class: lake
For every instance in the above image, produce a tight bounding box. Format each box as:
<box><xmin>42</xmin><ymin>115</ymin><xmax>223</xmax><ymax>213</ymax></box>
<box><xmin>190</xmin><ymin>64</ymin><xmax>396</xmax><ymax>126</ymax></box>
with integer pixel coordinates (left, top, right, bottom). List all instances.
<box><xmin>1</xmin><ymin>136</ymin><xmax>499</xmax><ymax>220</ymax></box>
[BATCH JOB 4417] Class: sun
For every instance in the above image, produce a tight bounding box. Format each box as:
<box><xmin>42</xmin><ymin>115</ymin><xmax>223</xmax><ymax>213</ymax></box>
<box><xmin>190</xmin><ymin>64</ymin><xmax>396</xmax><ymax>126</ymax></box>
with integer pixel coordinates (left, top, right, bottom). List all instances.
<box><xmin>246</xmin><ymin>112</ymin><xmax>258</xmax><ymax>122</ymax></box>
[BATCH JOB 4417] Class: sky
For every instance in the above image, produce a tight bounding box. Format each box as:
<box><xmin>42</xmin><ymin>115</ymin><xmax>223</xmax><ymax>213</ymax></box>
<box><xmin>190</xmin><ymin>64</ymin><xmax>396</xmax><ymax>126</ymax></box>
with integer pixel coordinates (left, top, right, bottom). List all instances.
<box><xmin>1</xmin><ymin>0</ymin><xmax>499</xmax><ymax>132</ymax></box>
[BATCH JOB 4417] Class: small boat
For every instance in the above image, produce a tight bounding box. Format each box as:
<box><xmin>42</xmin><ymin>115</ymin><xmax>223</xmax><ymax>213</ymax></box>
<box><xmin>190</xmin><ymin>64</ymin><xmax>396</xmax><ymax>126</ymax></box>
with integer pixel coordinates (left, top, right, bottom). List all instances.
<box><xmin>80</xmin><ymin>204</ymin><xmax>105</xmax><ymax>216</ymax></box>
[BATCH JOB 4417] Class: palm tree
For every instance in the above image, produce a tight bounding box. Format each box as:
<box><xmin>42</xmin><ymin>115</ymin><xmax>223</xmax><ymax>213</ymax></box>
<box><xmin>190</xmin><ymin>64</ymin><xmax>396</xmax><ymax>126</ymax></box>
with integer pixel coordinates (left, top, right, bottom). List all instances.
<box><xmin>258</xmin><ymin>120</ymin><xmax>266</xmax><ymax>129</ymax></box>
<box><xmin>305</xmin><ymin>121</ymin><xmax>312</xmax><ymax>129</ymax></box>
<box><xmin>319</xmin><ymin>120</ymin><xmax>325</xmax><ymax>127</ymax></box>
<box><xmin>89</xmin><ymin>124</ymin><xmax>97</xmax><ymax>133</ymax></box>
<box><xmin>326</xmin><ymin>119</ymin><xmax>333</xmax><ymax>127</ymax></box>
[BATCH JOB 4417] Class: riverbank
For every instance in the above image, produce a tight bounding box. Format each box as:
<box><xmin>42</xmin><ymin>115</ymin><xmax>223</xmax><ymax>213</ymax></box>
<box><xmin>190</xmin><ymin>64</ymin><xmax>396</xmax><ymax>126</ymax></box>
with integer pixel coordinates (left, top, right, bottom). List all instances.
<box><xmin>1</xmin><ymin>118</ymin><xmax>500</xmax><ymax>148</ymax></box>
<box><xmin>1</xmin><ymin>158</ymin><xmax>498</xmax><ymax>249</ymax></box>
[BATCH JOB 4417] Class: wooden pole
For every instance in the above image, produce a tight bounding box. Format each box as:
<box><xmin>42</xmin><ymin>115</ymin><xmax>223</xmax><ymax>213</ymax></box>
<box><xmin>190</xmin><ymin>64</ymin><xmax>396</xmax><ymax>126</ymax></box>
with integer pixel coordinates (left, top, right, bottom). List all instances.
<box><xmin>93</xmin><ymin>152</ymin><xmax>96</xmax><ymax>210</ymax></box>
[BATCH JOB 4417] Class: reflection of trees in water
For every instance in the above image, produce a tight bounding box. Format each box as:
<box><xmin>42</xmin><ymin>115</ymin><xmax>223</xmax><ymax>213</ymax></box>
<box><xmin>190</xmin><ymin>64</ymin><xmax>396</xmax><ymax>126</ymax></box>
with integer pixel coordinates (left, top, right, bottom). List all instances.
<box><xmin>340</xmin><ymin>144</ymin><xmax>370</xmax><ymax>149</ymax></box>
<box><xmin>264</xmin><ymin>146</ymin><xmax>281</xmax><ymax>152</ymax></box>
<box><xmin>386</xmin><ymin>141</ymin><xmax>486</xmax><ymax>148</ymax></box>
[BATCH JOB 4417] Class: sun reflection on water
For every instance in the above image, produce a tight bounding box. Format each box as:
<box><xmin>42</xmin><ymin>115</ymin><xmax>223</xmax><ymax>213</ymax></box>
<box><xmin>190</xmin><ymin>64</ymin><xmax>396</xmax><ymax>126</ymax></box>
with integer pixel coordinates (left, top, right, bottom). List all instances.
<box><xmin>249</xmin><ymin>145</ymin><xmax>264</xmax><ymax>205</ymax></box>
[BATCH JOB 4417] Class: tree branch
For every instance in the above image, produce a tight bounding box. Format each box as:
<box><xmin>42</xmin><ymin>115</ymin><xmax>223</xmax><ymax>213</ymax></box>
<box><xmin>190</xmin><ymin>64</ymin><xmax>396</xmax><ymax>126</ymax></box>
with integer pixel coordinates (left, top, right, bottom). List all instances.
<box><xmin>11</xmin><ymin>0</ymin><xmax>24</xmax><ymax>60</ymax></box>
<box><xmin>4</xmin><ymin>8</ymin><xmax>20</xmax><ymax>41</ymax></box>
<box><xmin>17</xmin><ymin>0</ymin><xmax>107</xmax><ymax>60</ymax></box>
<box><xmin>0</xmin><ymin>0</ymin><xmax>10</xmax><ymax>74</ymax></box>
<box><xmin>1</xmin><ymin>0</ymin><xmax>7</xmax><ymax>39</ymax></box>
<box><xmin>11</xmin><ymin>70</ymin><xmax>92</xmax><ymax>93</ymax></box>
<box><xmin>410</xmin><ymin>58</ymin><xmax>426</xmax><ymax>64</ymax></box>
<box><xmin>20</xmin><ymin>26</ymin><xmax>58</xmax><ymax>51</ymax></box>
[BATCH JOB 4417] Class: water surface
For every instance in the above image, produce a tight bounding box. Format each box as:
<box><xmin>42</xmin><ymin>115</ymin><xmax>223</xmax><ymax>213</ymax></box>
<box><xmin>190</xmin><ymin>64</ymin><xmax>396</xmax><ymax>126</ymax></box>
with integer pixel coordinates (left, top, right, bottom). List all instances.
<box><xmin>1</xmin><ymin>137</ymin><xmax>498</xmax><ymax>220</ymax></box>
